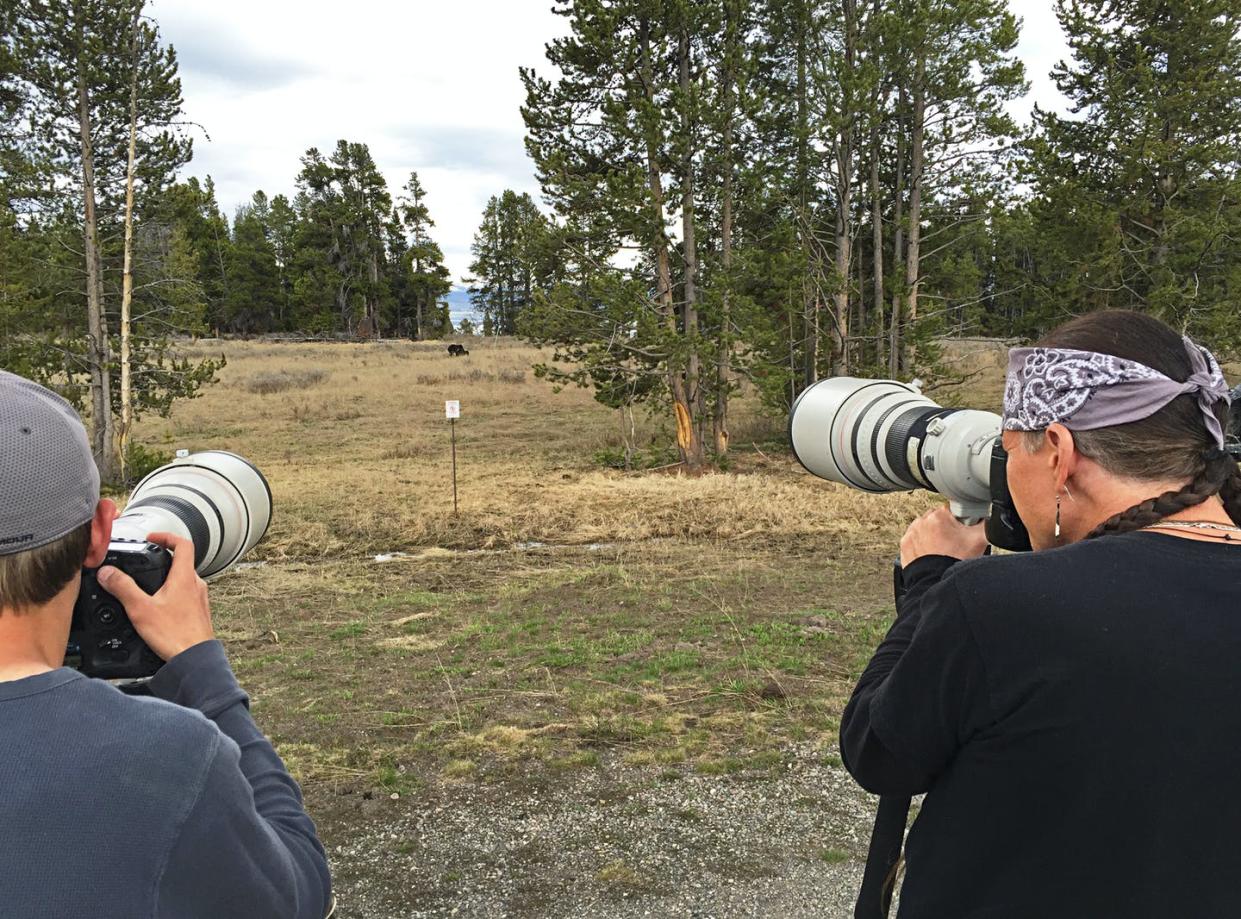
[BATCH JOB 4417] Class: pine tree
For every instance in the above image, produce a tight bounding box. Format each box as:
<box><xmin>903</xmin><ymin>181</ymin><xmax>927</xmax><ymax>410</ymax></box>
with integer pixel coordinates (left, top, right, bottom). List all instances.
<box><xmin>267</xmin><ymin>194</ymin><xmax>297</xmax><ymax>329</ymax></box>
<box><xmin>522</xmin><ymin>0</ymin><xmax>717</xmax><ymax>468</ymax></box>
<box><xmin>467</xmin><ymin>190</ymin><xmax>554</xmax><ymax>335</ymax></box>
<box><xmin>224</xmin><ymin>193</ymin><xmax>281</xmax><ymax>332</ymax></box>
<box><xmin>395</xmin><ymin>172</ymin><xmax>451</xmax><ymax>339</ymax></box>
<box><xmin>879</xmin><ymin>0</ymin><xmax>1024</xmax><ymax>372</ymax></box>
<box><xmin>12</xmin><ymin>0</ymin><xmax>208</xmax><ymax>482</ymax></box>
<box><xmin>158</xmin><ymin>177</ymin><xmax>232</xmax><ymax>331</ymax></box>
<box><xmin>1028</xmin><ymin>0</ymin><xmax>1241</xmax><ymax>343</ymax></box>
<box><xmin>289</xmin><ymin>142</ymin><xmax>397</xmax><ymax>334</ymax></box>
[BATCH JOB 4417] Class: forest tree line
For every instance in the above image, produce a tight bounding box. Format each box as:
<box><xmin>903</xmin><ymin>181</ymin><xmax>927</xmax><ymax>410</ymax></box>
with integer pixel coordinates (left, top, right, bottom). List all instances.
<box><xmin>2</xmin><ymin>0</ymin><xmax>1240</xmax><ymax>477</ymax></box>
<box><xmin>500</xmin><ymin>0</ymin><xmax>1241</xmax><ymax>468</ymax></box>
<box><xmin>0</xmin><ymin>1</ymin><xmax>460</xmax><ymax>480</ymax></box>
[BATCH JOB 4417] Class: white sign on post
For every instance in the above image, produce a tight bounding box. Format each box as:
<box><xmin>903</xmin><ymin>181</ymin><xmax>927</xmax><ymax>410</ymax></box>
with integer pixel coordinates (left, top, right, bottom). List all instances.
<box><xmin>445</xmin><ymin>400</ymin><xmax>461</xmax><ymax>420</ymax></box>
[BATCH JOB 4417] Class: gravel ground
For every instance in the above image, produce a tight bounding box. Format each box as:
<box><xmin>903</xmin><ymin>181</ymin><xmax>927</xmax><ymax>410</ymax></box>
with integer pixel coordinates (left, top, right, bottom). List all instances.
<box><xmin>318</xmin><ymin>745</ymin><xmax>890</xmax><ymax>918</ymax></box>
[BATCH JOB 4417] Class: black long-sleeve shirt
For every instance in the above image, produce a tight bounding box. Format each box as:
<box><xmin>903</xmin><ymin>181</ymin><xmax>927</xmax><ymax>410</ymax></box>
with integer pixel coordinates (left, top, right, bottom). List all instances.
<box><xmin>842</xmin><ymin>531</ymin><xmax>1241</xmax><ymax>918</ymax></box>
<box><xmin>0</xmin><ymin>640</ymin><xmax>331</xmax><ymax>918</ymax></box>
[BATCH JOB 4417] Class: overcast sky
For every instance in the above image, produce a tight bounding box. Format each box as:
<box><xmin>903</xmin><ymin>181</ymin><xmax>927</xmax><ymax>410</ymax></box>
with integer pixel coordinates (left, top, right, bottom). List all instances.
<box><xmin>155</xmin><ymin>0</ymin><xmax>1072</xmax><ymax>287</ymax></box>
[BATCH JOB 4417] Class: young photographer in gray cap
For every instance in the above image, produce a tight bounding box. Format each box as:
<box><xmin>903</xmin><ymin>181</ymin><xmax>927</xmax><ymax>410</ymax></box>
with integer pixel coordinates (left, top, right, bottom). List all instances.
<box><xmin>0</xmin><ymin>370</ymin><xmax>332</xmax><ymax>918</ymax></box>
<box><xmin>842</xmin><ymin>310</ymin><xmax>1241</xmax><ymax>917</ymax></box>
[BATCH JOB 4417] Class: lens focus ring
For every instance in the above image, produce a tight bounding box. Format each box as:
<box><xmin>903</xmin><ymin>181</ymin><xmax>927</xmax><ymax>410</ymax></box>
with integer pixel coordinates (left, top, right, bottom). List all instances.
<box><xmin>123</xmin><ymin>495</ymin><xmax>210</xmax><ymax>568</ymax></box>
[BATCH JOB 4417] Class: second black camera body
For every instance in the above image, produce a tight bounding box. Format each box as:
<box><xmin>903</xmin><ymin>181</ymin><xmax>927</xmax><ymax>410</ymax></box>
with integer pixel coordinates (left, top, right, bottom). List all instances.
<box><xmin>70</xmin><ymin>540</ymin><xmax>170</xmax><ymax>680</ymax></box>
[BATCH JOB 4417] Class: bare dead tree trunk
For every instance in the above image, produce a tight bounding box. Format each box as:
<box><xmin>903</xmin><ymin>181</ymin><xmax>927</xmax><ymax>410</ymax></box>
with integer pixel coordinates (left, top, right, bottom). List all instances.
<box><xmin>678</xmin><ymin>27</ymin><xmax>705</xmax><ymax>459</ymax></box>
<box><xmin>831</xmin><ymin>0</ymin><xmax>858</xmax><ymax>376</ymax></box>
<box><xmin>888</xmin><ymin>87</ymin><xmax>907</xmax><ymax>377</ymax></box>
<box><xmin>640</xmin><ymin>18</ymin><xmax>703</xmax><ymax>469</ymax></box>
<box><xmin>870</xmin><ymin>117</ymin><xmax>885</xmax><ymax>371</ymax></box>
<box><xmin>118</xmin><ymin>2</ymin><xmax>140</xmax><ymax>482</ymax></box>
<box><xmin>903</xmin><ymin>59</ymin><xmax>926</xmax><ymax>347</ymax></box>
<box><xmin>714</xmin><ymin>0</ymin><xmax>739</xmax><ymax>456</ymax></box>
<box><xmin>78</xmin><ymin>30</ymin><xmax>115</xmax><ymax>483</ymax></box>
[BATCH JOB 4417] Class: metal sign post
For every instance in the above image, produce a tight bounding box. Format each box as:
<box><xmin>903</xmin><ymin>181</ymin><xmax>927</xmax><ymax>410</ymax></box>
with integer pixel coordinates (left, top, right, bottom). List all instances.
<box><xmin>445</xmin><ymin>400</ymin><xmax>460</xmax><ymax>515</ymax></box>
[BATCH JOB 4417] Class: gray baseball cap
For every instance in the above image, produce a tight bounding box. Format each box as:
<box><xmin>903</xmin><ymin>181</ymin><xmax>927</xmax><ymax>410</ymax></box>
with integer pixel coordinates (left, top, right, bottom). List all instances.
<box><xmin>0</xmin><ymin>370</ymin><xmax>100</xmax><ymax>556</ymax></box>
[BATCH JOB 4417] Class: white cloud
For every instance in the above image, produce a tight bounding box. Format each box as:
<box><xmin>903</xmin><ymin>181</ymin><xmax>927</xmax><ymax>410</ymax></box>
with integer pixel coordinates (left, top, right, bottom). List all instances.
<box><xmin>155</xmin><ymin>0</ymin><xmax>1069</xmax><ymax>282</ymax></box>
<box><xmin>1010</xmin><ymin>0</ymin><xmax>1073</xmax><ymax>120</ymax></box>
<box><xmin>155</xmin><ymin>0</ymin><xmax>566</xmax><ymax>281</ymax></box>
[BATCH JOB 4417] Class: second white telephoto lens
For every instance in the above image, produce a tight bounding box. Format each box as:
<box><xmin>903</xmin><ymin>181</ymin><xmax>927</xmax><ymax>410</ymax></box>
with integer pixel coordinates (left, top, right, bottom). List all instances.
<box><xmin>115</xmin><ymin>451</ymin><xmax>273</xmax><ymax>578</ymax></box>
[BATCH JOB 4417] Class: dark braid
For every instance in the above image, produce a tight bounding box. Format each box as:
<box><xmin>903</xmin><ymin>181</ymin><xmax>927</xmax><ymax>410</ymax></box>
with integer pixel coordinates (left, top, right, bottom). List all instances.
<box><xmin>1027</xmin><ymin>310</ymin><xmax>1236</xmax><ymax>542</ymax></box>
<box><xmin>1219</xmin><ymin>465</ymin><xmax>1241</xmax><ymax>528</ymax></box>
<box><xmin>1085</xmin><ymin>455</ymin><xmax>1236</xmax><ymax>539</ymax></box>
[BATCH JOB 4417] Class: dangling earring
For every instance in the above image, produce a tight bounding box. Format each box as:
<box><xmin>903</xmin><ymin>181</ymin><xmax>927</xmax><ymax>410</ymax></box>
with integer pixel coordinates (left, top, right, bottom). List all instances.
<box><xmin>1054</xmin><ymin>492</ymin><xmax>1062</xmax><ymax>541</ymax></box>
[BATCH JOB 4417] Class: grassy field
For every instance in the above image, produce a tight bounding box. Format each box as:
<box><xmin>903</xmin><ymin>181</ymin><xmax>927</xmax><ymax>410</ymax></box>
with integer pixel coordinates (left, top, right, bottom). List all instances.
<box><xmin>135</xmin><ymin>337</ymin><xmax>961</xmax><ymax>916</ymax></box>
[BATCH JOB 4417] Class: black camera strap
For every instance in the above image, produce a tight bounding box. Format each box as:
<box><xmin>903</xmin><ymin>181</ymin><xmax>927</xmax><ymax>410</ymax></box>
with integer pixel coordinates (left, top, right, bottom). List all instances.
<box><xmin>855</xmin><ymin>548</ymin><xmax>993</xmax><ymax>915</ymax></box>
<box><xmin>852</xmin><ymin>560</ymin><xmax>918</xmax><ymax>918</ymax></box>
<box><xmin>854</xmin><ymin>793</ymin><xmax>910</xmax><ymax>918</ymax></box>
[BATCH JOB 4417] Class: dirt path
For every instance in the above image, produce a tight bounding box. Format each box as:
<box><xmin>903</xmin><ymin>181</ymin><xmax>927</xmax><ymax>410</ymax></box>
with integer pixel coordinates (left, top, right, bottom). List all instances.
<box><xmin>315</xmin><ymin>744</ymin><xmax>883</xmax><ymax>918</ymax></box>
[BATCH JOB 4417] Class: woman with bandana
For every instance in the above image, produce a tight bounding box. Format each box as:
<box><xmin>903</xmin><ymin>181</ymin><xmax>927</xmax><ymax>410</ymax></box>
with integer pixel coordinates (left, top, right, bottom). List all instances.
<box><xmin>841</xmin><ymin>309</ymin><xmax>1241</xmax><ymax>918</ymax></box>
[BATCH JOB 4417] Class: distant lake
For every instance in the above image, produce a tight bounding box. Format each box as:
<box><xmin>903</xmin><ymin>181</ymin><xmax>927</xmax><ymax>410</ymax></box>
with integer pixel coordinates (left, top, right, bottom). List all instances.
<box><xmin>446</xmin><ymin>287</ymin><xmax>482</xmax><ymax>330</ymax></box>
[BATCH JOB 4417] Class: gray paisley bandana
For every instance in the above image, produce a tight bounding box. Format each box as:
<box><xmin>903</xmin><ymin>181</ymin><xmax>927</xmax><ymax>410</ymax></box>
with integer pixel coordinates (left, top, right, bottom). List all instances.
<box><xmin>1002</xmin><ymin>336</ymin><xmax>1230</xmax><ymax>448</ymax></box>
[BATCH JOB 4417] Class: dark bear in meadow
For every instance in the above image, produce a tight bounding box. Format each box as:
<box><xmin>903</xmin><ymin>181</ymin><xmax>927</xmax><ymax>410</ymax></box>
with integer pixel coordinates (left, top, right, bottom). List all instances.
<box><xmin>447</xmin><ymin>344</ymin><xmax>469</xmax><ymax>357</ymax></box>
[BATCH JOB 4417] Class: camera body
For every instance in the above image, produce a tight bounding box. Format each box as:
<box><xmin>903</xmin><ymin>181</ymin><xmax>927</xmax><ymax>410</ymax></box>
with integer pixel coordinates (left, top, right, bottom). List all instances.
<box><xmin>70</xmin><ymin>540</ymin><xmax>170</xmax><ymax>680</ymax></box>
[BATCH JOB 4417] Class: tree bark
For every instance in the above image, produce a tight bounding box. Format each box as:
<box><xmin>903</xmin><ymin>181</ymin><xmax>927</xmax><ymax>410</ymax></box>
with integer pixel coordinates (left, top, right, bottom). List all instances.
<box><xmin>414</xmin><ymin>252</ymin><xmax>424</xmax><ymax>340</ymax></box>
<box><xmin>714</xmin><ymin>0</ymin><xmax>738</xmax><ymax>456</ymax></box>
<box><xmin>119</xmin><ymin>2</ymin><xmax>140</xmax><ymax>481</ymax></box>
<box><xmin>368</xmin><ymin>251</ymin><xmax>380</xmax><ymax>324</ymax></box>
<box><xmin>795</xmin><ymin>4</ymin><xmax>819</xmax><ymax>390</ymax></box>
<box><xmin>640</xmin><ymin>17</ymin><xmax>703</xmax><ymax>469</ymax></box>
<box><xmin>831</xmin><ymin>0</ymin><xmax>858</xmax><ymax>376</ymax></box>
<box><xmin>678</xmin><ymin>27</ymin><xmax>705</xmax><ymax>458</ymax></box>
<box><xmin>77</xmin><ymin>25</ymin><xmax>115</xmax><ymax>482</ymax></box>
<box><xmin>903</xmin><ymin>59</ymin><xmax>926</xmax><ymax>343</ymax></box>
<box><xmin>870</xmin><ymin>115</ymin><xmax>885</xmax><ymax>371</ymax></box>
<box><xmin>888</xmin><ymin>87</ymin><xmax>907</xmax><ymax>377</ymax></box>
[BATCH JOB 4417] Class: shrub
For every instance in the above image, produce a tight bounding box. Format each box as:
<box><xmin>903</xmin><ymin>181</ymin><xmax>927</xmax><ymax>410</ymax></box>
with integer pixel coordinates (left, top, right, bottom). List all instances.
<box><xmin>245</xmin><ymin>369</ymin><xmax>328</xmax><ymax>395</ymax></box>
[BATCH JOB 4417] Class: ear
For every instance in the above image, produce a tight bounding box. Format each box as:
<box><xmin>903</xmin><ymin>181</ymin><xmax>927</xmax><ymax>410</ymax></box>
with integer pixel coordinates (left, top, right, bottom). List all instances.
<box><xmin>83</xmin><ymin>499</ymin><xmax>117</xmax><ymax>568</ymax></box>
<box><xmin>1045</xmin><ymin>423</ymin><xmax>1079</xmax><ymax>492</ymax></box>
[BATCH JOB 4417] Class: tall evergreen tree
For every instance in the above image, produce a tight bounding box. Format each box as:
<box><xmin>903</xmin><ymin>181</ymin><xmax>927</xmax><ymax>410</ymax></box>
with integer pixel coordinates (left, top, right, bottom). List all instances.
<box><xmin>467</xmin><ymin>189</ymin><xmax>555</xmax><ymax>335</ymax></box>
<box><xmin>11</xmin><ymin>0</ymin><xmax>212</xmax><ymax>481</ymax></box>
<box><xmin>1028</xmin><ymin>0</ymin><xmax>1241</xmax><ymax>343</ymax></box>
<box><xmin>522</xmin><ymin>0</ymin><xmax>724</xmax><ymax>468</ymax></box>
<box><xmin>224</xmin><ymin>193</ymin><xmax>281</xmax><ymax>333</ymax></box>
<box><xmin>395</xmin><ymin>172</ymin><xmax>451</xmax><ymax>339</ymax></box>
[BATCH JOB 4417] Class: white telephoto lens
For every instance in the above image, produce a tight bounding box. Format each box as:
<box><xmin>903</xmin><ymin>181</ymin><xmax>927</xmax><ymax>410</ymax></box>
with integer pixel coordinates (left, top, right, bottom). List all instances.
<box><xmin>117</xmin><ymin>451</ymin><xmax>272</xmax><ymax>578</ymax></box>
<box><xmin>789</xmin><ymin>376</ymin><xmax>999</xmax><ymax>517</ymax></box>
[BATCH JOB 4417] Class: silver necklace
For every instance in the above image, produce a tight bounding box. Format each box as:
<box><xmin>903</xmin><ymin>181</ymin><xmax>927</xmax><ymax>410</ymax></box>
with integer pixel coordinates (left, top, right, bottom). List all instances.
<box><xmin>1143</xmin><ymin>520</ymin><xmax>1241</xmax><ymax>541</ymax></box>
<box><xmin>1147</xmin><ymin>520</ymin><xmax>1241</xmax><ymax>533</ymax></box>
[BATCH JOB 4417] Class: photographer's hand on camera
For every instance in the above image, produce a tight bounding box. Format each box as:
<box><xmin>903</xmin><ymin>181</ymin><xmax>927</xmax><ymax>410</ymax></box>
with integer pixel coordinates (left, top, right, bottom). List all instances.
<box><xmin>97</xmin><ymin>532</ymin><xmax>215</xmax><ymax>663</ymax></box>
<box><xmin>899</xmin><ymin>506</ymin><xmax>989</xmax><ymax>568</ymax></box>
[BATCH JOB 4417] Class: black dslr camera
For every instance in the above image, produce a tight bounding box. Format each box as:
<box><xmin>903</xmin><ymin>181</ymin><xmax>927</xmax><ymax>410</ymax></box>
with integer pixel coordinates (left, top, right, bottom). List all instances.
<box><xmin>70</xmin><ymin>540</ymin><xmax>171</xmax><ymax>679</ymax></box>
<box><xmin>67</xmin><ymin>451</ymin><xmax>273</xmax><ymax>680</ymax></box>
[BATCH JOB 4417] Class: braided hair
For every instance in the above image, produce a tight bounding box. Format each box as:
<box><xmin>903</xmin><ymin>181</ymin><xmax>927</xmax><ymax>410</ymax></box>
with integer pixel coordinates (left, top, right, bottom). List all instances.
<box><xmin>1022</xmin><ymin>310</ymin><xmax>1241</xmax><ymax>539</ymax></box>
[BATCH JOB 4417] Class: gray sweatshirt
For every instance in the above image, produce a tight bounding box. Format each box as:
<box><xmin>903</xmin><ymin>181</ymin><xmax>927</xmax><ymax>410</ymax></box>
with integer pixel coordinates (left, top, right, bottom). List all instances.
<box><xmin>0</xmin><ymin>640</ymin><xmax>332</xmax><ymax>918</ymax></box>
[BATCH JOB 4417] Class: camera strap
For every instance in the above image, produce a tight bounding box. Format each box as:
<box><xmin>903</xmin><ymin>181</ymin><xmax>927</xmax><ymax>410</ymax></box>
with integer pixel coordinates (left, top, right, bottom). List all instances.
<box><xmin>854</xmin><ymin>549</ymin><xmax>987</xmax><ymax>915</ymax></box>
<box><xmin>855</xmin><ymin>793</ymin><xmax>910</xmax><ymax>918</ymax></box>
<box><xmin>853</xmin><ymin>559</ymin><xmax>917</xmax><ymax>918</ymax></box>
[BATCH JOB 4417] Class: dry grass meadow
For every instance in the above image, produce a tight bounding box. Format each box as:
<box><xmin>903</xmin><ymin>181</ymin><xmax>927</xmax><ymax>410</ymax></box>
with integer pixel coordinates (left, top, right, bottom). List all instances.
<box><xmin>133</xmin><ymin>336</ymin><xmax>1005</xmax><ymax>916</ymax></box>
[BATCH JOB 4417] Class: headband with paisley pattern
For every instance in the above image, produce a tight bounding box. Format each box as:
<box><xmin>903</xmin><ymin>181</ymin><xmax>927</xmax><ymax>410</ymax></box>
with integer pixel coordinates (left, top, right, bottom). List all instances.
<box><xmin>1002</xmin><ymin>336</ymin><xmax>1231</xmax><ymax>448</ymax></box>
